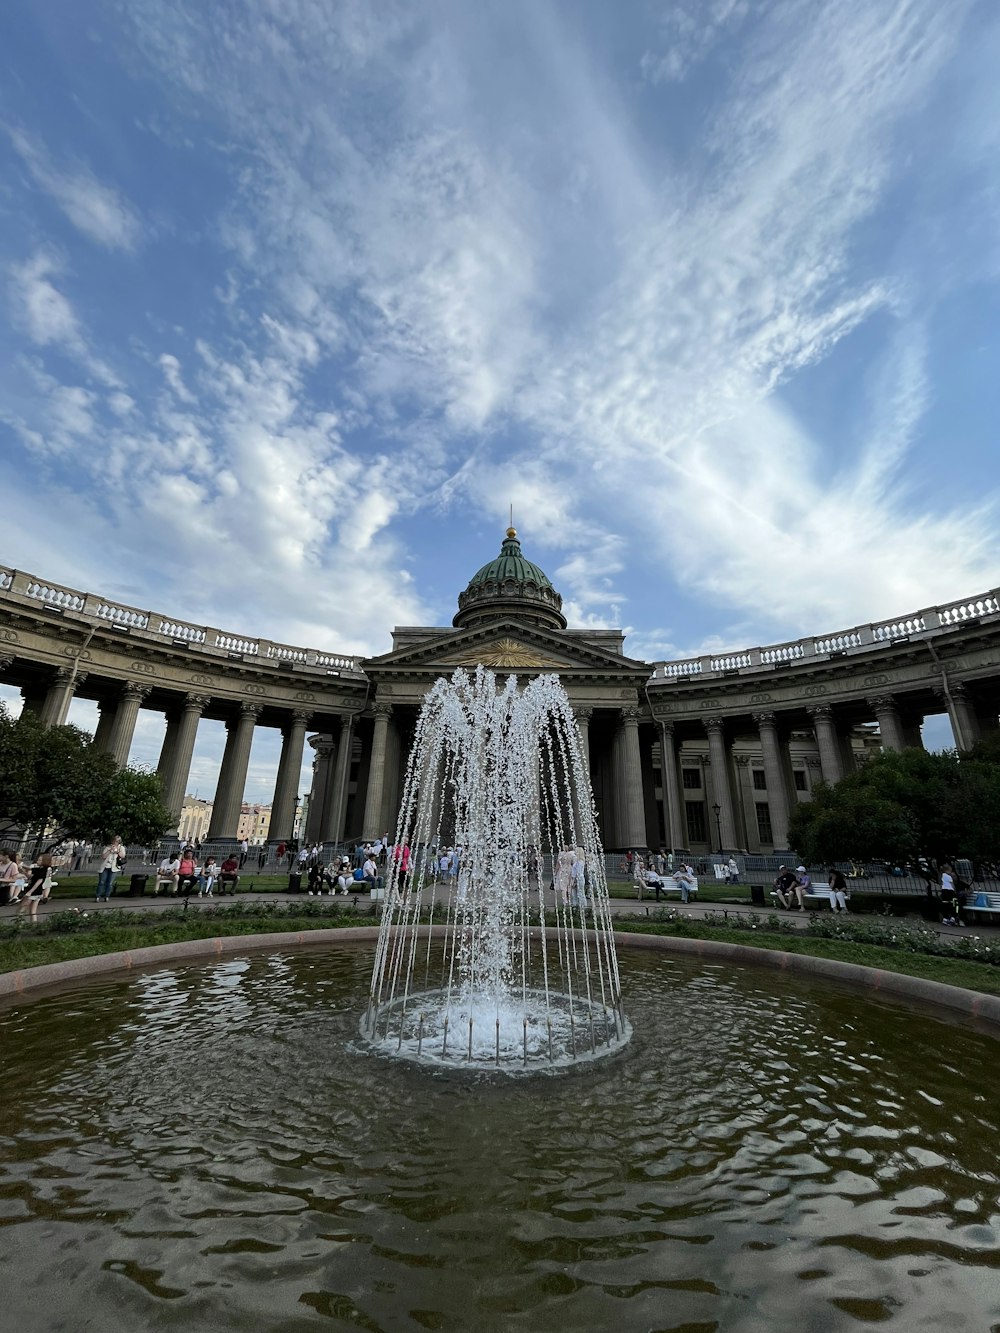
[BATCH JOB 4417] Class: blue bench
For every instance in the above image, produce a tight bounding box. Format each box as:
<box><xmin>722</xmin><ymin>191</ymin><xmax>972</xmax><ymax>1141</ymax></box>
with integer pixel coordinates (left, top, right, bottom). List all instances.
<box><xmin>967</xmin><ymin>891</ymin><xmax>1000</xmax><ymax>921</ymax></box>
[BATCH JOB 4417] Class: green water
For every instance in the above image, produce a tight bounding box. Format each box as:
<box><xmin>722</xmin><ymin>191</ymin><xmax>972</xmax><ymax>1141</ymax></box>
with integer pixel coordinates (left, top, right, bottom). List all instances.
<box><xmin>1</xmin><ymin>946</ymin><xmax>998</xmax><ymax>1332</ymax></box>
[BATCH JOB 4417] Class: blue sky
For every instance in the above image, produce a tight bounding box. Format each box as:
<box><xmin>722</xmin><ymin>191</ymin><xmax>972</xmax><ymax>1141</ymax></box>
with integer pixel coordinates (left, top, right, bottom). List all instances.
<box><xmin>2</xmin><ymin>1</ymin><xmax>999</xmax><ymax>797</ymax></box>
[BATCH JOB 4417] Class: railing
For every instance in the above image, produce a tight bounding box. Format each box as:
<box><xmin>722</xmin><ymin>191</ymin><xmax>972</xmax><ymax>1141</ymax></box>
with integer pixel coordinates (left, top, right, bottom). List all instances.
<box><xmin>23</xmin><ymin>579</ymin><xmax>86</xmax><ymax>611</ymax></box>
<box><xmin>94</xmin><ymin>600</ymin><xmax>150</xmax><ymax>630</ymax></box>
<box><xmin>2</xmin><ymin>560</ymin><xmax>997</xmax><ymax>688</ymax></box>
<box><xmin>0</xmin><ymin>565</ymin><xmax>365</xmax><ymax>675</ymax></box>
<box><xmin>939</xmin><ymin>595</ymin><xmax>1000</xmax><ymax>625</ymax></box>
<box><xmin>650</xmin><ymin>585</ymin><xmax>1000</xmax><ymax>681</ymax></box>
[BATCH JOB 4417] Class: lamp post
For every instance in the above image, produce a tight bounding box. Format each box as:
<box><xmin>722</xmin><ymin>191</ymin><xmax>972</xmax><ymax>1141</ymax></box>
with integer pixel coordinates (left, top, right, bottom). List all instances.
<box><xmin>711</xmin><ymin>802</ymin><xmax>722</xmax><ymax>853</ymax></box>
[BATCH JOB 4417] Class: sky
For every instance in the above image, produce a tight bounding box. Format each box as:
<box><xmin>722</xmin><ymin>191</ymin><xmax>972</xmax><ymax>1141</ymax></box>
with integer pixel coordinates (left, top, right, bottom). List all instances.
<box><xmin>2</xmin><ymin>0</ymin><xmax>999</xmax><ymax>798</ymax></box>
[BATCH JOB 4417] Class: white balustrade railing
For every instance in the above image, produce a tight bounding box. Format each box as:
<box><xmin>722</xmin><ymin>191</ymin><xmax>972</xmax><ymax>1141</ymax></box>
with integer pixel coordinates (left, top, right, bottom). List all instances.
<box><xmin>873</xmin><ymin>615</ymin><xmax>926</xmax><ymax>641</ymax></box>
<box><xmin>813</xmin><ymin>630</ymin><xmax>864</xmax><ymax>654</ymax></box>
<box><xmin>267</xmin><ymin>643</ymin><xmax>309</xmax><ymax>664</ymax></box>
<box><xmin>760</xmin><ymin>642</ymin><xmax>805</xmax><ymax>665</ymax></box>
<box><xmin>939</xmin><ymin>595</ymin><xmax>1000</xmax><ymax>625</ymax></box>
<box><xmin>214</xmin><ymin>633</ymin><xmax>260</xmax><ymax>656</ymax></box>
<box><xmin>710</xmin><ymin>652</ymin><xmax>753</xmax><ymax>671</ymax></box>
<box><xmin>313</xmin><ymin>651</ymin><xmax>360</xmax><ymax>671</ymax></box>
<box><xmin>659</xmin><ymin>660</ymin><xmax>703</xmax><ymax>678</ymax></box>
<box><xmin>157</xmin><ymin>619</ymin><xmax>208</xmax><ymax>644</ymax></box>
<box><xmin>0</xmin><ymin>562</ymin><xmax>995</xmax><ymax>686</ymax></box>
<box><xmin>23</xmin><ymin>580</ymin><xmax>86</xmax><ymax>611</ymax></box>
<box><xmin>94</xmin><ymin>600</ymin><xmax>150</xmax><ymax>629</ymax></box>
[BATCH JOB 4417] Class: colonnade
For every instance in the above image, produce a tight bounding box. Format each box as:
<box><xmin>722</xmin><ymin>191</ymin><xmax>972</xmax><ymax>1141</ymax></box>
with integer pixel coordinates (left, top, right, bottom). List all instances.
<box><xmin>6</xmin><ymin>664</ymin><xmax>340</xmax><ymax>843</ymax></box>
<box><xmin>652</xmin><ymin>686</ymin><xmax>990</xmax><ymax>854</ymax></box>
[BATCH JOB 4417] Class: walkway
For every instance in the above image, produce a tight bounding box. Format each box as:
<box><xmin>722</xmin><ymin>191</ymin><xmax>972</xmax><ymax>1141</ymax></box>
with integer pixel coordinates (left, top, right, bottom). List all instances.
<box><xmin>2</xmin><ymin>888</ymin><xmax>995</xmax><ymax>942</ymax></box>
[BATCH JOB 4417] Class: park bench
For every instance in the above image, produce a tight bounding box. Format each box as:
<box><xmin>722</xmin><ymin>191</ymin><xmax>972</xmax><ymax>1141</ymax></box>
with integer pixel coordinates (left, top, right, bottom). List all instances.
<box><xmin>769</xmin><ymin>888</ymin><xmax>842</xmax><ymax>910</ymax></box>
<box><xmin>637</xmin><ymin>874</ymin><xmax>698</xmax><ymax>901</ymax></box>
<box><xmin>967</xmin><ymin>891</ymin><xmax>1000</xmax><ymax>922</ymax></box>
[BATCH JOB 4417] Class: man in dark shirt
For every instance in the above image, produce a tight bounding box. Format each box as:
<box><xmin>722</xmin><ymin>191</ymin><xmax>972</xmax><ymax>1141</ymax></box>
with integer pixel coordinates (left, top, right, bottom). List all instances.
<box><xmin>219</xmin><ymin>855</ymin><xmax>240</xmax><ymax>895</ymax></box>
<box><xmin>773</xmin><ymin>866</ymin><xmax>799</xmax><ymax>909</ymax></box>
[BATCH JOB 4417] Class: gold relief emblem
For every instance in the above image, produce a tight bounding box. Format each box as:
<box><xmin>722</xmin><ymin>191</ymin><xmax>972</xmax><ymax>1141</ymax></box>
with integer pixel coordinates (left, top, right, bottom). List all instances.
<box><xmin>450</xmin><ymin>638</ymin><xmax>566</xmax><ymax>670</ymax></box>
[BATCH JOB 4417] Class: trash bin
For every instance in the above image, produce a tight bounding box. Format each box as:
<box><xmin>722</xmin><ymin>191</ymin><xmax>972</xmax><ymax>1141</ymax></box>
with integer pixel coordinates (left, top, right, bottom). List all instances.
<box><xmin>287</xmin><ymin>872</ymin><xmax>302</xmax><ymax>894</ymax></box>
<box><xmin>750</xmin><ymin>884</ymin><xmax>765</xmax><ymax>906</ymax></box>
<box><xmin>128</xmin><ymin>873</ymin><xmax>148</xmax><ymax>897</ymax></box>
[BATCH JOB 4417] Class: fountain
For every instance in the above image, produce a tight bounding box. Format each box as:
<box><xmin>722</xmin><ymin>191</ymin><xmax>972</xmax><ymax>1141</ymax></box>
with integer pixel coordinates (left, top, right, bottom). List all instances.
<box><xmin>359</xmin><ymin>667</ymin><xmax>630</xmax><ymax>1069</ymax></box>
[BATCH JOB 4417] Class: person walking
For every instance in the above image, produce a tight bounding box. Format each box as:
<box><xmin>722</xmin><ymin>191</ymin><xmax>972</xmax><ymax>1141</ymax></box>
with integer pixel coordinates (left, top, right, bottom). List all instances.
<box><xmin>16</xmin><ymin>853</ymin><xmax>58</xmax><ymax>921</ymax></box>
<box><xmin>97</xmin><ymin>837</ymin><xmax>124</xmax><ymax>901</ymax></box>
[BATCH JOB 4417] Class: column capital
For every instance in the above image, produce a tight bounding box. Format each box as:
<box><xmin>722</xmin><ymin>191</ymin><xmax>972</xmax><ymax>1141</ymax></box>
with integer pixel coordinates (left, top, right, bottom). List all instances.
<box><xmin>121</xmin><ymin>680</ymin><xmax>152</xmax><ymax>700</ymax></box>
<box><xmin>806</xmin><ymin>703</ymin><xmax>834</xmax><ymax>721</ymax></box>
<box><xmin>752</xmin><ymin>711</ymin><xmax>777</xmax><ymax>729</ymax></box>
<box><xmin>620</xmin><ymin>706</ymin><xmax>640</xmax><ymax>724</ymax></box>
<box><xmin>658</xmin><ymin>718</ymin><xmax>675</xmax><ymax>735</ymax></box>
<box><xmin>238</xmin><ymin>701</ymin><xmax>263</xmax><ymax>719</ymax></box>
<box><xmin>290</xmin><ymin>708</ymin><xmax>313</xmax><ymax>727</ymax></box>
<box><xmin>734</xmin><ymin>754</ymin><xmax>750</xmax><ymax>767</ymax></box>
<box><xmin>574</xmin><ymin>706</ymin><xmax>593</xmax><ymax>722</ymax></box>
<box><xmin>0</xmin><ymin>655</ymin><xmax>13</xmax><ymax>673</ymax></box>
<box><xmin>373</xmin><ymin>701</ymin><xmax>393</xmax><ymax>719</ymax></box>
<box><xmin>866</xmin><ymin>694</ymin><xmax>897</xmax><ymax>713</ymax></box>
<box><xmin>703</xmin><ymin>715</ymin><xmax>728</xmax><ymax>734</ymax></box>
<box><xmin>309</xmin><ymin>735</ymin><xmax>336</xmax><ymax>756</ymax></box>
<box><xmin>183</xmin><ymin>692</ymin><xmax>211</xmax><ymax>712</ymax></box>
<box><xmin>54</xmin><ymin>666</ymin><xmax>87</xmax><ymax>689</ymax></box>
<box><xmin>933</xmin><ymin>681</ymin><xmax>969</xmax><ymax>703</ymax></box>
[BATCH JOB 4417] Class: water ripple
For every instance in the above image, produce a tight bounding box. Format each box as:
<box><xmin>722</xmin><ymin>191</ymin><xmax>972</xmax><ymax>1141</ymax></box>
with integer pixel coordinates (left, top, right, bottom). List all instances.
<box><xmin>1</xmin><ymin>947</ymin><xmax>998</xmax><ymax>1331</ymax></box>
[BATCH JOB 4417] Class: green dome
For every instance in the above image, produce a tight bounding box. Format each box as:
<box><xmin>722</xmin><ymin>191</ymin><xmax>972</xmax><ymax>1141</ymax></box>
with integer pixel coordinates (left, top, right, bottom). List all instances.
<box><xmin>454</xmin><ymin>528</ymin><xmax>566</xmax><ymax>632</ymax></box>
<box><xmin>466</xmin><ymin>529</ymin><xmax>554</xmax><ymax>592</ymax></box>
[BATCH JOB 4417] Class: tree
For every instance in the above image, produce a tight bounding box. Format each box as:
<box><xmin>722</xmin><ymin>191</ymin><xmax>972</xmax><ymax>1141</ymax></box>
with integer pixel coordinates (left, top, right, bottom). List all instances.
<box><xmin>787</xmin><ymin>744</ymin><xmax>1000</xmax><ymax>868</ymax></box>
<box><xmin>0</xmin><ymin>704</ymin><xmax>172</xmax><ymax>850</ymax></box>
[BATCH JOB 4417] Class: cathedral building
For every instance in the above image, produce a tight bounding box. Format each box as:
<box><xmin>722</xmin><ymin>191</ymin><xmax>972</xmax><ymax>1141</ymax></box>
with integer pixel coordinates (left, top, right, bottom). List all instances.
<box><xmin>1</xmin><ymin>535</ymin><xmax>997</xmax><ymax>854</ymax></box>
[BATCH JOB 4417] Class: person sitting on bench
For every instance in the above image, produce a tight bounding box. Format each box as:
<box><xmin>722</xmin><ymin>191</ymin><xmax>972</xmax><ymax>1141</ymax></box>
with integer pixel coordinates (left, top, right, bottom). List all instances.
<box><xmin>773</xmin><ymin>866</ymin><xmax>801</xmax><ymax>909</ymax></box>
<box><xmin>177</xmin><ymin>848</ymin><xmax>200</xmax><ymax>896</ymax></box>
<box><xmin>218</xmin><ymin>855</ymin><xmax>240</xmax><ymax>895</ymax></box>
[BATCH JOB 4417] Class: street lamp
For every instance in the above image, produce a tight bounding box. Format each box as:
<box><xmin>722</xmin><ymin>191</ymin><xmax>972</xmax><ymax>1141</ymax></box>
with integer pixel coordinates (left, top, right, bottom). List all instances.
<box><xmin>711</xmin><ymin>802</ymin><xmax>722</xmax><ymax>853</ymax></box>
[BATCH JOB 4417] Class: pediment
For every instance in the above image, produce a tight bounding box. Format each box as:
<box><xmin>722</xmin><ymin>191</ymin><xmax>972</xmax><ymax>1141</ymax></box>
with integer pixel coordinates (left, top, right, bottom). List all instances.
<box><xmin>363</xmin><ymin>619</ymin><xmax>649</xmax><ymax>677</ymax></box>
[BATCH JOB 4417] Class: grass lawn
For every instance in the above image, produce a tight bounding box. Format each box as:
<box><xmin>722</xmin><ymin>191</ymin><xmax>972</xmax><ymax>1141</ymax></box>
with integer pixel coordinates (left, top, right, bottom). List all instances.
<box><xmin>3</xmin><ymin>907</ymin><xmax>999</xmax><ymax>998</ymax></box>
<box><xmin>613</xmin><ymin>919</ymin><xmax>1000</xmax><ymax>996</ymax></box>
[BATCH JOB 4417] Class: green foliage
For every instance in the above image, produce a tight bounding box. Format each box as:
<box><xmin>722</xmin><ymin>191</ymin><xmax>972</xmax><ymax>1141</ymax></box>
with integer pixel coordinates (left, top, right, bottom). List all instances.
<box><xmin>787</xmin><ymin>746</ymin><xmax>1000</xmax><ymax>865</ymax></box>
<box><xmin>0</xmin><ymin>704</ymin><xmax>172</xmax><ymax>849</ymax></box>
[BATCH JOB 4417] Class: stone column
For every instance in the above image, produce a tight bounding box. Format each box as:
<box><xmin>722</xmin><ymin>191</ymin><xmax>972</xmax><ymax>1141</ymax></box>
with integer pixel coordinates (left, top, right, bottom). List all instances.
<box><xmin>381</xmin><ymin>715</ymin><xmax>402</xmax><ymax>838</ymax></box>
<box><xmin>160</xmin><ymin>694</ymin><xmax>210</xmax><ymax>819</ymax></box>
<box><xmin>320</xmin><ymin>738</ymin><xmax>344</xmax><ymax>842</ymax></box>
<box><xmin>208</xmin><ymin>702</ymin><xmax>261</xmax><ymax>839</ymax></box>
<box><xmin>934</xmin><ymin>682</ymin><xmax>981</xmax><ymax>752</ymax></box>
<box><xmin>362</xmin><ymin>702</ymin><xmax>392</xmax><ymax>839</ymax></box>
<box><xmin>305</xmin><ymin>736</ymin><xmax>334</xmax><ymax>843</ymax></box>
<box><xmin>271</xmin><ymin>709</ymin><xmax>311</xmax><ymax>842</ymax></box>
<box><xmin>105</xmin><ymin>681</ymin><xmax>151</xmax><ymax>767</ymax></box>
<box><xmin>574</xmin><ymin>707</ymin><xmax>592</xmax><ymax>771</ymax></box>
<box><xmin>807</xmin><ymin>704</ymin><xmax>843</xmax><ymax>786</ymax></box>
<box><xmin>734</xmin><ymin>755</ymin><xmax>761</xmax><ymax>853</ymax></box>
<box><xmin>753</xmin><ymin>711</ymin><xmax>792</xmax><ymax>850</ymax></box>
<box><xmin>330</xmin><ymin>714</ymin><xmax>356</xmax><ymax>843</ymax></box>
<box><xmin>40</xmin><ymin>667</ymin><xmax>87</xmax><ymax>727</ymax></box>
<box><xmin>616</xmin><ymin>707</ymin><xmax>647</xmax><ymax>848</ymax></box>
<box><xmin>93</xmin><ymin>698</ymin><xmax>117</xmax><ymax>753</ymax></box>
<box><xmin>703</xmin><ymin>717</ymin><xmax>737</xmax><ymax>850</ymax></box>
<box><xmin>658</xmin><ymin>721</ymin><xmax>686</xmax><ymax>851</ymax></box>
<box><xmin>867</xmin><ymin>694</ymin><xmax>906</xmax><ymax>752</ymax></box>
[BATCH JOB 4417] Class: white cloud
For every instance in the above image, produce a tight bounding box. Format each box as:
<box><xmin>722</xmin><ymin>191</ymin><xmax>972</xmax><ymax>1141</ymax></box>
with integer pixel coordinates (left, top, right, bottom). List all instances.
<box><xmin>9</xmin><ymin>254</ymin><xmax>121</xmax><ymax>387</ymax></box>
<box><xmin>5</xmin><ymin>0</ymin><xmax>998</xmax><ymax>666</ymax></box>
<box><xmin>9</xmin><ymin>128</ymin><xmax>141</xmax><ymax>251</ymax></box>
